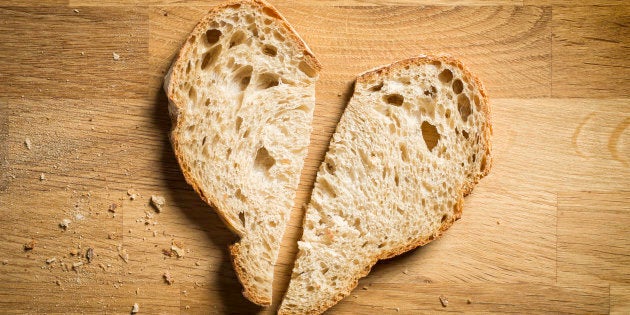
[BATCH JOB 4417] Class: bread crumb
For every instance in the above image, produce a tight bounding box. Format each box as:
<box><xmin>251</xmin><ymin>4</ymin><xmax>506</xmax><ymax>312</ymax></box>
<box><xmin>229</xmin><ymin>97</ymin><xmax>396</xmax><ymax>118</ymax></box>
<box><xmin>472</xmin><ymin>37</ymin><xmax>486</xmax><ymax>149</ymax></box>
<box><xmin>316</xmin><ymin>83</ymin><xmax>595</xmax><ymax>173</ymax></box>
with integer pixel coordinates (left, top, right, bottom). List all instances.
<box><xmin>150</xmin><ymin>195</ymin><xmax>165</xmax><ymax>212</ymax></box>
<box><xmin>118</xmin><ymin>248</ymin><xmax>129</xmax><ymax>263</ymax></box>
<box><xmin>112</xmin><ymin>52</ymin><xmax>120</xmax><ymax>61</ymax></box>
<box><xmin>86</xmin><ymin>248</ymin><xmax>94</xmax><ymax>263</ymax></box>
<box><xmin>54</xmin><ymin>280</ymin><xmax>61</xmax><ymax>286</ymax></box>
<box><xmin>73</xmin><ymin>9</ymin><xmax>79</xmax><ymax>13</ymax></box>
<box><xmin>131</xmin><ymin>303</ymin><xmax>139</xmax><ymax>314</ymax></box>
<box><xmin>162</xmin><ymin>248</ymin><xmax>173</xmax><ymax>257</ymax></box>
<box><xmin>108</xmin><ymin>203</ymin><xmax>118</xmax><ymax>213</ymax></box>
<box><xmin>496</xmin><ymin>220</ymin><xmax>501</xmax><ymax>225</ymax></box>
<box><xmin>24</xmin><ymin>138</ymin><xmax>32</xmax><ymax>150</ymax></box>
<box><xmin>195</xmin><ymin>261</ymin><xmax>200</xmax><ymax>266</ymax></box>
<box><xmin>1</xmin><ymin>260</ymin><xmax>8</xmax><ymax>265</ymax></box>
<box><xmin>46</xmin><ymin>257</ymin><xmax>57</xmax><ymax>264</ymax></box>
<box><xmin>395</xmin><ymin>307</ymin><xmax>400</xmax><ymax>312</ymax></box>
<box><xmin>337</xmin><ymin>92</ymin><xmax>342</xmax><ymax>97</ymax></box>
<box><xmin>39</xmin><ymin>173</ymin><xmax>46</xmax><ymax>181</ymax></box>
<box><xmin>80</xmin><ymin>51</ymin><xmax>85</xmax><ymax>56</ymax></box>
<box><xmin>23</xmin><ymin>240</ymin><xmax>36</xmax><ymax>251</ymax></box>
<box><xmin>439</xmin><ymin>295</ymin><xmax>448</xmax><ymax>307</ymax></box>
<box><xmin>467</xmin><ymin>298</ymin><xmax>472</xmax><ymax>304</ymax></box>
<box><xmin>72</xmin><ymin>261</ymin><xmax>83</xmax><ymax>270</ymax></box>
<box><xmin>127</xmin><ymin>189</ymin><xmax>138</xmax><ymax>200</ymax></box>
<box><xmin>185</xmin><ymin>305</ymin><xmax>190</xmax><ymax>310</ymax></box>
<box><xmin>361</xmin><ymin>286</ymin><xmax>368</xmax><ymax>290</ymax></box>
<box><xmin>163</xmin><ymin>271</ymin><xmax>174</xmax><ymax>285</ymax></box>
<box><xmin>59</xmin><ymin>219</ymin><xmax>71</xmax><ymax>230</ymax></box>
<box><xmin>402</xmin><ymin>268</ymin><xmax>409</xmax><ymax>275</ymax></box>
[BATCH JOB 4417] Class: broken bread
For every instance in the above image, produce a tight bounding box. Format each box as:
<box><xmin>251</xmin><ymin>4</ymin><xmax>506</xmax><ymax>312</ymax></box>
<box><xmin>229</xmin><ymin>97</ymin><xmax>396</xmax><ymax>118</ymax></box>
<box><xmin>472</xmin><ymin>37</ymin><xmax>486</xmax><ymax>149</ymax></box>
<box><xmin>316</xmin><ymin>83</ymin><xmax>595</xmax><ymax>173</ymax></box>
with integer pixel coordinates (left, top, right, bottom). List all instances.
<box><xmin>163</xmin><ymin>0</ymin><xmax>320</xmax><ymax>306</ymax></box>
<box><xmin>279</xmin><ymin>55</ymin><xmax>491</xmax><ymax>314</ymax></box>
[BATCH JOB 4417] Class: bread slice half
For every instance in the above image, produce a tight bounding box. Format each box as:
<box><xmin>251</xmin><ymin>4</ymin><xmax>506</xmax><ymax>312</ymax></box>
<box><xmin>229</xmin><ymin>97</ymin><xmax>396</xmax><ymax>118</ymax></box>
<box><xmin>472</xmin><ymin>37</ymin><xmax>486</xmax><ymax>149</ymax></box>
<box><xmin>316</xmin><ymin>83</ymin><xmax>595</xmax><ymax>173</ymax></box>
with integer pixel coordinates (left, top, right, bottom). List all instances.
<box><xmin>163</xmin><ymin>0</ymin><xmax>320</xmax><ymax>305</ymax></box>
<box><xmin>279</xmin><ymin>55</ymin><xmax>491</xmax><ymax>314</ymax></box>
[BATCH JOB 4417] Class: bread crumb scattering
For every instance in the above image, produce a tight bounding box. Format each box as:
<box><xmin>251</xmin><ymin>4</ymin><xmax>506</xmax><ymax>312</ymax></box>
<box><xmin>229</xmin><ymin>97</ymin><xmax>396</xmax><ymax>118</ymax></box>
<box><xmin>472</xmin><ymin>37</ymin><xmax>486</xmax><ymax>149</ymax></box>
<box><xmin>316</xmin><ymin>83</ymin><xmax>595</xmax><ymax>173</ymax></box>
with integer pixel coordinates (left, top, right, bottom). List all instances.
<box><xmin>127</xmin><ymin>189</ymin><xmax>138</xmax><ymax>200</ymax></box>
<box><xmin>150</xmin><ymin>195</ymin><xmax>165</xmax><ymax>212</ymax></box>
<box><xmin>59</xmin><ymin>219</ymin><xmax>71</xmax><ymax>230</ymax></box>
<box><xmin>73</xmin><ymin>9</ymin><xmax>79</xmax><ymax>13</ymax></box>
<box><xmin>467</xmin><ymin>298</ymin><xmax>472</xmax><ymax>304</ymax></box>
<box><xmin>131</xmin><ymin>303</ymin><xmax>139</xmax><ymax>314</ymax></box>
<box><xmin>163</xmin><ymin>271</ymin><xmax>174</xmax><ymax>285</ymax></box>
<box><xmin>112</xmin><ymin>52</ymin><xmax>120</xmax><ymax>61</ymax></box>
<box><xmin>23</xmin><ymin>240</ymin><xmax>36</xmax><ymax>251</ymax></box>
<box><xmin>46</xmin><ymin>257</ymin><xmax>57</xmax><ymax>264</ymax></box>
<box><xmin>439</xmin><ymin>295</ymin><xmax>449</xmax><ymax>307</ymax></box>
<box><xmin>24</xmin><ymin>138</ymin><xmax>32</xmax><ymax>150</ymax></box>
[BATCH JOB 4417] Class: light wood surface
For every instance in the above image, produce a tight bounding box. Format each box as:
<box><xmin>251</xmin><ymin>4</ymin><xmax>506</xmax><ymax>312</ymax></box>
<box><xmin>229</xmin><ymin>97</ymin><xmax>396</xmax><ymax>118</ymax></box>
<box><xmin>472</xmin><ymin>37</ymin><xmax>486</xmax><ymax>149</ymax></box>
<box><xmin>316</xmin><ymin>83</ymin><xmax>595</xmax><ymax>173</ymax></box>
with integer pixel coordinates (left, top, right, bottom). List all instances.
<box><xmin>1</xmin><ymin>1</ymin><xmax>628</xmax><ymax>314</ymax></box>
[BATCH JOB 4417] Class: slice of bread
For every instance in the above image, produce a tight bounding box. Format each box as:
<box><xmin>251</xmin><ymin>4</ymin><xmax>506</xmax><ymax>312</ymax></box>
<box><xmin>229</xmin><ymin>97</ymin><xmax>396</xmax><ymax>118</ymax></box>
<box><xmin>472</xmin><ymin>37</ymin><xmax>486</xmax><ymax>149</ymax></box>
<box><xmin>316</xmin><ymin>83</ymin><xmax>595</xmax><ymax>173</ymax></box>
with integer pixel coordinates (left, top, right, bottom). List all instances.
<box><xmin>163</xmin><ymin>0</ymin><xmax>320</xmax><ymax>306</ymax></box>
<box><xmin>279</xmin><ymin>55</ymin><xmax>491</xmax><ymax>314</ymax></box>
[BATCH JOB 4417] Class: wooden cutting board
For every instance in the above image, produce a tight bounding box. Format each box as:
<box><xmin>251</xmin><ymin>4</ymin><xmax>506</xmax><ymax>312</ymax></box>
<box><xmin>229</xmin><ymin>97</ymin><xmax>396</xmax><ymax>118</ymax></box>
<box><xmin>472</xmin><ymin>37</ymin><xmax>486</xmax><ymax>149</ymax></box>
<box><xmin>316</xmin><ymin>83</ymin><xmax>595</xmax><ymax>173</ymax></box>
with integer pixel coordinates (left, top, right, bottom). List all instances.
<box><xmin>1</xmin><ymin>1</ymin><xmax>628</xmax><ymax>314</ymax></box>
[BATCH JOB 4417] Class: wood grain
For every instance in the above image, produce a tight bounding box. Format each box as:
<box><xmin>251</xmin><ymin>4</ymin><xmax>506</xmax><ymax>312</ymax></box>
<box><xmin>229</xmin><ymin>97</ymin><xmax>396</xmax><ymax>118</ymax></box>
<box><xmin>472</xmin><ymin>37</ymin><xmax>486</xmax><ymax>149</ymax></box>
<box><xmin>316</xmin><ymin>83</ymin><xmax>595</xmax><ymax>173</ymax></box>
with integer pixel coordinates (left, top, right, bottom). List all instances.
<box><xmin>1</xmin><ymin>1</ymin><xmax>629</xmax><ymax>314</ymax></box>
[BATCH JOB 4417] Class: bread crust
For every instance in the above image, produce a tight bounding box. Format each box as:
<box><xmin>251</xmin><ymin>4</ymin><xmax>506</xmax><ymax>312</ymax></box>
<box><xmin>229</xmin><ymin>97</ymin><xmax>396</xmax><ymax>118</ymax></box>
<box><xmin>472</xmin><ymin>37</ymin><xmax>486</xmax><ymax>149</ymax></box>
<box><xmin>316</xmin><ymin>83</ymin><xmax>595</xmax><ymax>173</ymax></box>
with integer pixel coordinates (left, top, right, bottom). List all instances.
<box><xmin>280</xmin><ymin>55</ymin><xmax>491</xmax><ymax>315</ymax></box>
<box><xmin>163</xmin><ymin>0</ymin><xmax>321</xmax><ymax>306</ymax></box>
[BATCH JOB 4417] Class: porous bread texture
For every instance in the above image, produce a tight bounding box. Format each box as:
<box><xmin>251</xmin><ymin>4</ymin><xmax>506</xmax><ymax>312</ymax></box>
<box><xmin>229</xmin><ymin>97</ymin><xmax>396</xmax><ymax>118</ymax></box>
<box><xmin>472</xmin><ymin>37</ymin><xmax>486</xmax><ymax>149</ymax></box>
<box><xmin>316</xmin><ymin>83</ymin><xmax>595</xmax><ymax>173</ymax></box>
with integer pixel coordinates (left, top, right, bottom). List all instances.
<box><xmin>279</xmin><ymin>55</ymin><xmax>491</xmax><ymax>314</ymax></box>
<box><xmin>163</xmin><ymin>0</ymin><xmax>320</xmax><ymax>306</ymax></box>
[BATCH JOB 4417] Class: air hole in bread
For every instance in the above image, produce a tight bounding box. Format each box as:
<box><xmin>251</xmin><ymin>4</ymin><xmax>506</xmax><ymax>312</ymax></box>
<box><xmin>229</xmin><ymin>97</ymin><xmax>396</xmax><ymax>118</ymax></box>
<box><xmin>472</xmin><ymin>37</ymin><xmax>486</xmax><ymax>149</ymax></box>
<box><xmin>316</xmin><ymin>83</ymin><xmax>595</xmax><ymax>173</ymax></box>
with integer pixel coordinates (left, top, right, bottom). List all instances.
<box><xmin>262</xmin><ymin>6</ymin><xmax>281</xmax><ymax>19</ymax></box>
<box><xmin>384</xmin><ymin>94</ymin><xmax>404</xmax><ymax>106</ymax></box>
<box><xmin>323</xmin><ymin>161</ymin><xmax>335</xmax><ymax>174</ymax></box>
<box><xmin>441</xmin><ymin>214</ymin><xmax>448</xmax><ymax>223</ymax></box>
<box><xmin>242</xmin><ymin>129</ymin><xmax>250</xmax><ymax>138</ymax></box>
<box><xmin>226</xmin><ymin>148</ymin><xmax>232</xmax><ymax>158</ymax></box>
<box><xmin>445</xmin><ymin>109</ymin><xmax>451</xmax><ymax>119</ymax></box>
<box><xmin>273</xmin><ymin>30</ymin><xmax>285</xmax><ymax>42</ymax></box>
<box><xmin>421</xmin><ymin>121</ymin><xmax>440</xmax><ymax>152</ymax></box>
<box><xmin>244</xmin><ymin>14</ymin><xmax>254</xmax><ymax>24</ymax></box>
<box><xmin>262</xmin><ymin>44</ymin><xmax>278</xmax><ymax>57</ymax></box>
<box><xmin>298</xmin><ymin>60</ymin><xmax>317</xmax><ymax>78</ymax></box>
<box><xmin>235</xmin><ymin>188</ymin><xmax>246</xmax><ymax>202</ymax></box>
<box><xmin>201</xmin><ymin>45</ymin><xmax>222</xmax><ymax>70</ymax></box>
<box><xmin>394</xmin><ymin>174</ymin><xmax>400</xmax><ymax>186</ymax></box>
<box><xmin>254</xmin><ymin>276</ymin><xmax>262</xmax><ymax>283</ymax></box>
<box><xmin>458</xmin><ymin>94</ymin><xmax>472</xmax><ymax>121</ymax></box>
<box><xmin>377</xmin><ymin>243</ymin><xmax>385</xmax><ymax>249</ymax></box>
<box><xmin>257</xmin><ymin>72</ymin><xmax>280</xmax><ymax>89</ymax></box>
<box><xmin>472</xmin><ymin>153</ymin><xmax>476</xmax><ymax>162</ymax></box>
<box><xmin>188</xmin><ymin>86</ymin><xmax>197</xmax><ymax>103</ymax></box>
<box><xmin>452</xmin><ymin>79</ymin><xmax>464</xmax><ymax>94</ymax></box>
<box><xmin>238</xmin><ymin>211</ymin><xmax>246</xmax><ymax>228</ymax></box>
<box><xmin>232</xmin><ymin>65</ymin><xmax>252</xmax><ymax>91</ymax></box>
<box><xmin>438</xmin><ymin>69</ymin><xmax>453</xmax><ymax>83</ymax></box>
<box><xmin>264</xmin><ymin>18</ymin><xmax>272</xmax><ymax>25</ymax></box>
<box><xmin>474</xmin><ymin>94</ymin><xmax>481</xmax><ymax>110</ymax></box>
<box><xmin>201</xmin><ymin>136</ymin><xmax>207</xmax><ymax>146</ymax></box>
<box><xmin>235</xmin><ymin>116</ymin><xmax>243</xmax><ymax>132</ymax></box>
<box><xmin>185</xmin><ymin>61</ymin><xmax>192</xmax><ymax>74</ymax></box>
<box><xmin>396</xmin><ymin>206</ymin><xmax>404</xmax><ymax>214</ymax></box>
<box><xmin>254</xmin><ymin>146</ymin><xmax>275</xmax><ymax>176</ymax></box>
<box><xmin>318</xmin><ymin>178</ymin><xmax>337</xmax><ymax>198</ymax></box>
<box><xmin>400</xmin><ymin>143</ymin><xmax>410</xmax><ymax>162</ymax></box>
<box><xmin>370</xmin><ymin>82</ymin><xmax>383</xmax><ymax>91</ymax></box>
<box><xmin>306</xmin><ymin>285</ymin><xmax>315</xmax><ymax>292</ymax></box>
<box><xmin>188</xmin><ymin>35</ymin><xmax>196</xmax><ymax>44</ymax></box>
<box><xmin>206</xmin><ymin>29</ymin><xmax>222</xmax><ymax>45</ymax></box>
<box><xmin>462</xmin><ymin>130</ymin><xmax>469</xmax><ymax>139</ymax></box>
<box><xmin>229</xmin><ymin>30</ymin><xmax>247</xmax><ymax>48</ymax></box>
<box><xmin>353</xmin><ymin>218</ymin><xmax>360</xmax><ymax>228</ymax></box>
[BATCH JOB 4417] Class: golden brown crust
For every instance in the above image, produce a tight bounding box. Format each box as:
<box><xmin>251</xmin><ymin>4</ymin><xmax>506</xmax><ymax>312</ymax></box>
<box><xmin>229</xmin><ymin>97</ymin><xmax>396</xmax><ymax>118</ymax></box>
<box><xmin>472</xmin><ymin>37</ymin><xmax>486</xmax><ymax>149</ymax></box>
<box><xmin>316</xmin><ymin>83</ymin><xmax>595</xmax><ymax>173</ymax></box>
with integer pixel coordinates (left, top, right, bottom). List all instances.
<box><xmin>164</xmin><ymin>0</ymin><xmax>321</xmax><ymax>307</ymax></box>
<box><xmin>230</xmin><ymin>243</ymin><xmax>272</xmax><ymax>306</ymax></box>
<box><xmin>282</xmin><ymin>55</ymin><xmax>491</xmax><ymax>315</ymax></box>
